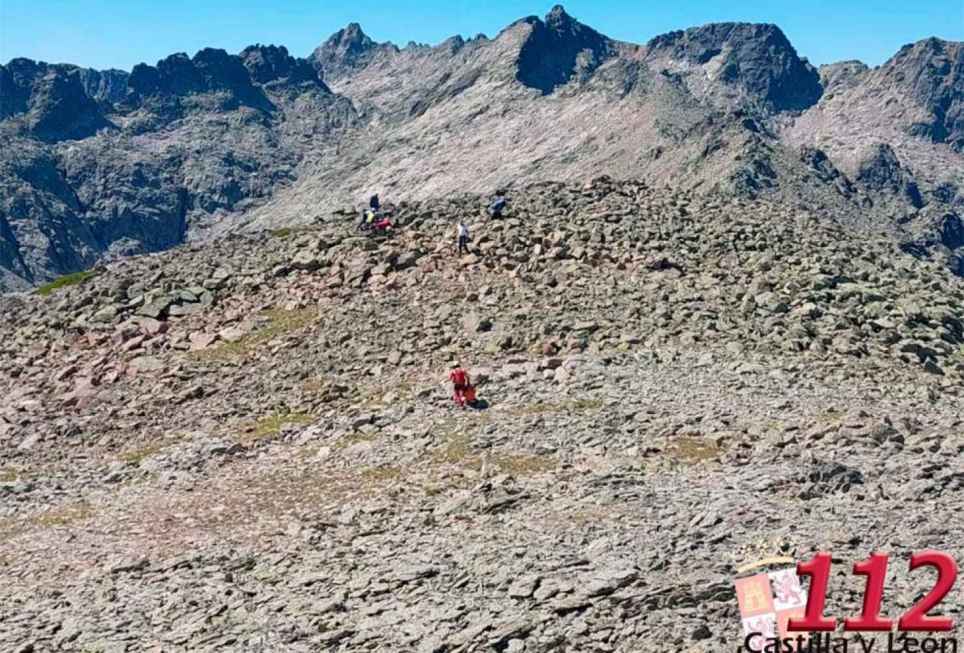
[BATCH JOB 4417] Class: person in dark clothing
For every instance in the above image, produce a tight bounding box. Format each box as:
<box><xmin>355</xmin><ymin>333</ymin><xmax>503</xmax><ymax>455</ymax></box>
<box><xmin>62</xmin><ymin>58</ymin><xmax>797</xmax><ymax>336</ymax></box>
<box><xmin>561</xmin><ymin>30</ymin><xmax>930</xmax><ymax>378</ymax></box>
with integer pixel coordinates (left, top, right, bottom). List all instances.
<box><xmin>369</xmin><ymin>194</ymin><xmax>380</xmax><ymax>212</ymax></box>
<box><xmin>488</xmin><ymin>194</ymin><xmax>507</xmax><ymax>218</ymax></box>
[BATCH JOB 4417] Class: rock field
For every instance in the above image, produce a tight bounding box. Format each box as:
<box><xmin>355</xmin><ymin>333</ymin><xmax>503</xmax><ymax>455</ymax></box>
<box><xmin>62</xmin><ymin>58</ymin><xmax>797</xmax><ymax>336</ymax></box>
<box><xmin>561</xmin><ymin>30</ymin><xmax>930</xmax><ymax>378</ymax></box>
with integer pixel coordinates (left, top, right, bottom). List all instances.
<box><xmin>1</xmin><ymin>178</ymin><xmax>962</xmax><ymax>651</ymax></box>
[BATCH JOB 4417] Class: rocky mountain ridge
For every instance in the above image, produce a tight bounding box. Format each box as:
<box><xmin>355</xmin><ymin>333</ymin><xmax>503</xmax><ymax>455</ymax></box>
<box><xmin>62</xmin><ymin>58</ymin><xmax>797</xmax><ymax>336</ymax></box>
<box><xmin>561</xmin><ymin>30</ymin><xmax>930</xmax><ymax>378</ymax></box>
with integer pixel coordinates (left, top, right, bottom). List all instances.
<box><xmin>2</xmin><ymin>6</ymin><xmax>963</xmax><ymax>291</ymax></box>
<box><xmin>0</xmin><ymin>44</ymin><xmax>356</xmax><ymax>291</ymax></box>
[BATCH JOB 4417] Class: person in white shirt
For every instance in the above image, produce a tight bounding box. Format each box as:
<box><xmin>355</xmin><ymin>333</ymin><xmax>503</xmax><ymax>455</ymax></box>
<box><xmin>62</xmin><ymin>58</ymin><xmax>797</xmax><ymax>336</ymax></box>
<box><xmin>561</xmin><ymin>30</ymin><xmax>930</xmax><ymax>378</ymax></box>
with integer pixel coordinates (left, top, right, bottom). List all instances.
<box><xmin>457</xmin><ymin>220</ymin><xmax>470</xmax><ymax>255</ymax></box>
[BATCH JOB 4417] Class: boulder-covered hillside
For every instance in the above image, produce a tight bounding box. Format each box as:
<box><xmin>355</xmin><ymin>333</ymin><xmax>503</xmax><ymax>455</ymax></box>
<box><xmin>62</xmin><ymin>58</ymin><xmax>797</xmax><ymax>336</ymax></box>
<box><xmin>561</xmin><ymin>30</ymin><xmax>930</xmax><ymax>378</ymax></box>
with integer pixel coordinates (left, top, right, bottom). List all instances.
<box><xmin>1</xmin><ymin>179</ymin><xmax>963</xmax><ymax>649</ymax></box>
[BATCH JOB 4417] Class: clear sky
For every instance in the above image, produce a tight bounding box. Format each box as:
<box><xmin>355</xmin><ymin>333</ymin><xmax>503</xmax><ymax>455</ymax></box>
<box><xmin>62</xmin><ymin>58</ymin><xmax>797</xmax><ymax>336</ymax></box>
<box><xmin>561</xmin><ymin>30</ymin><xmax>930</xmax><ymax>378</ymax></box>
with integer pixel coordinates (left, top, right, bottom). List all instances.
<box><xmin>2</xmin><ymin>0</ymin><xmax>962</xmax><ymax>72</ymax></box>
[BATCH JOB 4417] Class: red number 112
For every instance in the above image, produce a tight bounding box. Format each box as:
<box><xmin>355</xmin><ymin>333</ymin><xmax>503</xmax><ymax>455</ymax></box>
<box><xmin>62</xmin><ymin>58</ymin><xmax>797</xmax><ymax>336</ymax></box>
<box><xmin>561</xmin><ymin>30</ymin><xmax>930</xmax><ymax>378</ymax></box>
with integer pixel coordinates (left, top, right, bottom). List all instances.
<box><xmin>787</xmin><ymin>551</ymin><xmax>957</xmax><ymax>633</ymax></box>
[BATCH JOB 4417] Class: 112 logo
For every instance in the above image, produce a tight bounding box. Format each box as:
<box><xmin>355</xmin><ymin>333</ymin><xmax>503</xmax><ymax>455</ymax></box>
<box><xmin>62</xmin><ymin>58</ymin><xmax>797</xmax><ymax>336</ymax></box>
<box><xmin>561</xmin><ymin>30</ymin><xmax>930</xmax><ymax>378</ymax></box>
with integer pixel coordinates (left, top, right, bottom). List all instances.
<box><xmin>789</xmin><ymin>551</ymin><xmax>957</xmax><ymax>632</ymax></box>
<box><xmin>735</xmin><ymin>550</ymin><xmax>958</xmax><ymax>646</ymax></box>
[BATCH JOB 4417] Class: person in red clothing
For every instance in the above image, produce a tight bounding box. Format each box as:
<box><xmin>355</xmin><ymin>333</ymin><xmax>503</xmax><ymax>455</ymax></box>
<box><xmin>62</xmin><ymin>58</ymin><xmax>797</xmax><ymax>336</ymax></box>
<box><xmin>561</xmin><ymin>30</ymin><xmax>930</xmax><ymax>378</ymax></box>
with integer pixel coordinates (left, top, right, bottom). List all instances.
<box><xmin>449</xmin><ymin>363</ymin><xmax>471</xmax><ymax>409</ymax></box>
<box><xmin>374</xmin><ymin>216</ymin><xmax>393</xmax><ymax>232</ymax></box>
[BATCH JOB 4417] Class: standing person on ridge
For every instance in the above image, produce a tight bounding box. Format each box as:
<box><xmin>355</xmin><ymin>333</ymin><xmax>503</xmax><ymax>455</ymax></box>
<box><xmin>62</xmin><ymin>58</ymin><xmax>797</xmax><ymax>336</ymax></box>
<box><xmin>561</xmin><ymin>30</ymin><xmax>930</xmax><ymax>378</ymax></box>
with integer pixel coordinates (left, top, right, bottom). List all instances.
<box><xmin>449</xmin><ymin>363</ymin><xmax>472</xmax><ymax>409</ymax></box>
<box><xmin>369</xmin><ymin>194</ymin><xmax>380</xmax><ymax>212</ymax></box>
<box><xmin>457</xmin><ymin>220</ymin><xmax>471</xmax><ymax>255</ymax></box>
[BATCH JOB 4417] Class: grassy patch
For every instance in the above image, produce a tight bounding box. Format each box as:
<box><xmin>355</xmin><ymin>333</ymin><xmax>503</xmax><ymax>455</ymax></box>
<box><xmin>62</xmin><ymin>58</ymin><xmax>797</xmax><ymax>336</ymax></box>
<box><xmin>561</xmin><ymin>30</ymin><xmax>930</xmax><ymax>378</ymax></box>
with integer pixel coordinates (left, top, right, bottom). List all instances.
<box><xmin>118</xmin><ymin>433</ymin><xmax>188</xmax><ymax>465</ymax></box>
<box><xmin>119</xmin><ymin>443</ymin><xmax>167</xmax><ymax>465</ymax></box>
<box><xmin>665</xmin><ymin>436</ymin><xmax>721</xmax><ymax>463</ymax></box>
<box><xmin>270</xmin><ymin>225</ymin><xmax>315</xmax><ymax>239</ymax></box>
<box><xmin>195</xmin><ymin>308</ymin><xmax>318</xmax><ymax>362</ymax></box>
<box><xmin>270</xmin><ymin>227</ymin><xmax>296</xmax><ymax>239</ymax></box>
<box><xmin>432</xmin><ymin>431</ymin><xmax>477</xmax><ymax>467</ymax></box>
<box><xmin>359</xmin><ymin>466</ymin><xmax>402</xmax><ymax>485</ymax></box>
<box><xmin>303</xmin><ymin>377</ymin><xmax>330</xmax><ymax>394</ymax></box>
<box><xmin>0</xmin><ymin>467</ymin><xmax>20</xmax><ymax>483</ymax></box>
<box><xmin>816</xmin><ymin>409</ymin><xmax>843</xmax><ymax>426</ymax></box>
<box><xmin>33</xmin><ymin>502</ymin><xmax>95</xmax><ymax>528</ymax></box>
<box><xmin>334</xmin><ymin>430</ymin><xmax>378</xmax><ymax>451</ymax></box>
<box><xmin>568</xmin><ymin>398</ymin><xmax>604</xmax><ymax>412</ymax></box>
<box><xmin>296</xmin><ymin>445</ymin><xmax>326</xmax><ymax>461</ymax></box>
<box><xmin>241</xmin><ymin>410</ymin><xmax>314</xmax><ymax>444</ymax></box>
<box><xmin>509</xmin><ymin>402</ymin><xmax>556</xmax><ymax>417</ymax></box>
<box><xmin>429</xmin><ymin>429</ymin><xmax>556</xmax><ymax>477</ymax></box>
<box><xmin>422</xmin><ymin>483</ymin><xmax>446</xmax><ymax>497</ymax></box>
<box><xmin>36</xmin><ymin>270</ymin><xmax>97</xmax><ymax>296</ymax></box>
<box><xmin>491</xmin><ymin>453</ymin><xmax>557</xmax><ymax>476</ymax></box>
<box><xmin>0</xmin><ymin>518</ymin><xmax>17</xmax><ymax>543</ymax></box>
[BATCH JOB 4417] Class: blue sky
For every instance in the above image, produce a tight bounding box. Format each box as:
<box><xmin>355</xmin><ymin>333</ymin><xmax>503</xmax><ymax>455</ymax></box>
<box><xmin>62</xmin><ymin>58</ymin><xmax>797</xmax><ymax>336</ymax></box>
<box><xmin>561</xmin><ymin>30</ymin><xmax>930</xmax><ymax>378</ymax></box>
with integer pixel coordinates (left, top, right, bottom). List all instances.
<box><xmin>2</xmin><ymin>1</ymin><xmax>962</xmax><ymax>71</ymax></box>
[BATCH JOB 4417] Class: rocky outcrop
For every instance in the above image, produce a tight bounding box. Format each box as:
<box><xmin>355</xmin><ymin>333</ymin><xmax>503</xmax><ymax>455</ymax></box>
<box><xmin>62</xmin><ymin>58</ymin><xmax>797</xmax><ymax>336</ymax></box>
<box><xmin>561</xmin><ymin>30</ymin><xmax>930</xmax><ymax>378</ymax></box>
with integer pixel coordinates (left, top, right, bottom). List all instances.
<box><xmin>818</xmin><ymin>59</ymin><xmax>869</xmax><ymax>95</ymax></box>
<box><xmin>0</xmin><ymin>59</ymin><xmax>111</xmax><ymax>140</ymax></box>
<box><xmin>127</xmin><ymin>48</ymin><xmax>273</xmax><ymax>115</ymax></box>
<box><xmin>646</xmin><ymin>22</ymin><xmax>823</xmax><ymax>112</ymax></box>
<box><xmin>76</xmin><ymin>67</ymin><xmax>130</xmax><ymax>104</ymax></box>
<box><xmin>27</xmin><ymin>68</ymin><xmax>111</xmax><ymax>141</ymax></box>
<box><xmin>239</xmin><ymin>44</ymin><xmax>324</xmax><ymax>89</ymax></box>
<box><xmin>784</xmin><ymin>38</ymin><xmax>964</xmax><ymax>180</ymax></box>
<box><xmin>0</xmin><ymin>58</ymin><xmax>40</xmax><ymax>117</ymax></box>
<box><xmin>0</xmin><ymin>139</ymin><xmax>101</xmax><ymax>286</ymax></box>
<box><xmin>0</xmin><ymin>43</ymin><xmax>355</xmax><ymax>289</ymax></box>
<box><xmin>514</xmin><ymin>5</ymin><xmax>618</xmax><ymax>94</ymax></box>
<box><xmin>310</xmin><ymin>22</ymin><xmax>396</xmax><ymax>81</ymax></box>
<box><xmin>782</xmin><ymin>37</ymin><xmax>964</xmax><ymax>273</ymax></box>
<box><xmin>856</xmin><ymin>143</ymin><xmax>924</xmax><ymax>207</ymax></box>
<box><xmin>884</xmin><ymin>38</ymin><xmax>964</xmax><ymax>149</ymax></box>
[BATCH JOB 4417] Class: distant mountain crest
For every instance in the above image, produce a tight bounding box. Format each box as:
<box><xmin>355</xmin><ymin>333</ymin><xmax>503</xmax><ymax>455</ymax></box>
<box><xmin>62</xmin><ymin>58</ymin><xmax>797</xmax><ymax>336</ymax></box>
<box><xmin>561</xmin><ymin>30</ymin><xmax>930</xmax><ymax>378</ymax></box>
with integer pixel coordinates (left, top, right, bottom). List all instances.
<box><xmin>239</xmin><ymin>45</ymin><xmax>324</xmax><ymax>88</ymax></box>
<box><xmin>818</xmin><ymin>60</ymin><xmax>869</xmax><ymax>94</ymax></box>
<box><xmin>882</xmin><ymin>38</ymin><xmax>963</xmax><ymax>149</ymax></box>
<box><xmin>0</xmin><ymin>60</ymin><xmax>110</xmax><ymax>140</ymax></box>
<box><xmin>128</xmin><ymin>48</ymin><xmax>268</xmax><ymax>110</ymax></box>
<box><xmin>0</xmin><ymin>9</ymin><xmax>962</xmax><ymax>292</ymax></box>
<box><xmin>311</xmin><ymin>22</ymin><xmax>396</xmax><ymax>81</ymax></box>
<box><xmin>646</xmin><ymin>22</ymin><xmax>823</xmax><ymax>112</ymax></box>
<box><xmin>515</xmin><ymin>5</ymin><xmax>617</xmax><ymax>94</ymax></box>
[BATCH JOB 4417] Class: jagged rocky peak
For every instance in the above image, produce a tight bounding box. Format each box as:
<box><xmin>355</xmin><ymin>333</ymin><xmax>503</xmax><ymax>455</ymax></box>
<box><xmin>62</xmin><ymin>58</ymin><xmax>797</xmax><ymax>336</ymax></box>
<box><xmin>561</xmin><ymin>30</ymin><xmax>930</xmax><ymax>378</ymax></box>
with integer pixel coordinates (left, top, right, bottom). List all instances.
<box><xmin>438</xmin><ymin>35</ymin><xmax>465</xmax><ymax>54</ymax></box>
<box><xmin>29</xmin><ymin>68</ymin><xmax>110</xmax><ymax>141</ymax></box>
<box><xmin>515</xmin><ymin>5</ymin><xmax>616</xmax><ymax>94</ymax></box>
<box><xmin>127</xmin><ymin>49</ymin><xmax>269</xmax><ymax>110</ymax></box>
<box><xmin>818</xmin><ymin>59</ymin><xmax>869</xmax><ymax>94</ymax></box>
<box><xmin>239</xmin><ymin>44</ymin><xmax>325</xmax><ymax>89</ymax></box>
<box><xmin>0</xmin><ymin>59</ymin><xmax>110</xmax><ymax>140</ymax></box>
<box><xmin>129</xmin><ymin>52</ymin><xmax>198</xmax><ymax>98</ymax></box>
<box><xmin>880</xmin><ymin>38</ymin><xmax>963</xmax><ymax>149</ymax></box>
<box><xmin>74</xmin><ymin>68</ymin><xmax>129</xmax><ymax>104</ymax></box>
<box><xmin>0</xmin><ymin>58</ymin><xmax>39</xmax><ymax>117</ymax></box>
<box><xmin>311</xmin><ymin>22</ymin><xmax>395</xmax><ymax>80</ymax></box>
<box><xmin>337</xmin><ymin>22</ymin><xmax>375</xmax><ymax>50</ymax></box>
<box><xmin>191</xmin><ymin>48</ymin><xmax>259</xmax><ymax>92</ymax></box>
<box><xmin>545</xmin><ymin>4</ymin><xmax>576</xmax><ymax>28</ymax></box>
<box><xmin>1</xmin><ymin>58</ymin><xmax>126</xmax><ymax>118</ymax></box>
<box><xmin>646</xmin><ymin>22</ymin><xmax>823</xmax><ymax>112</ymax></box>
